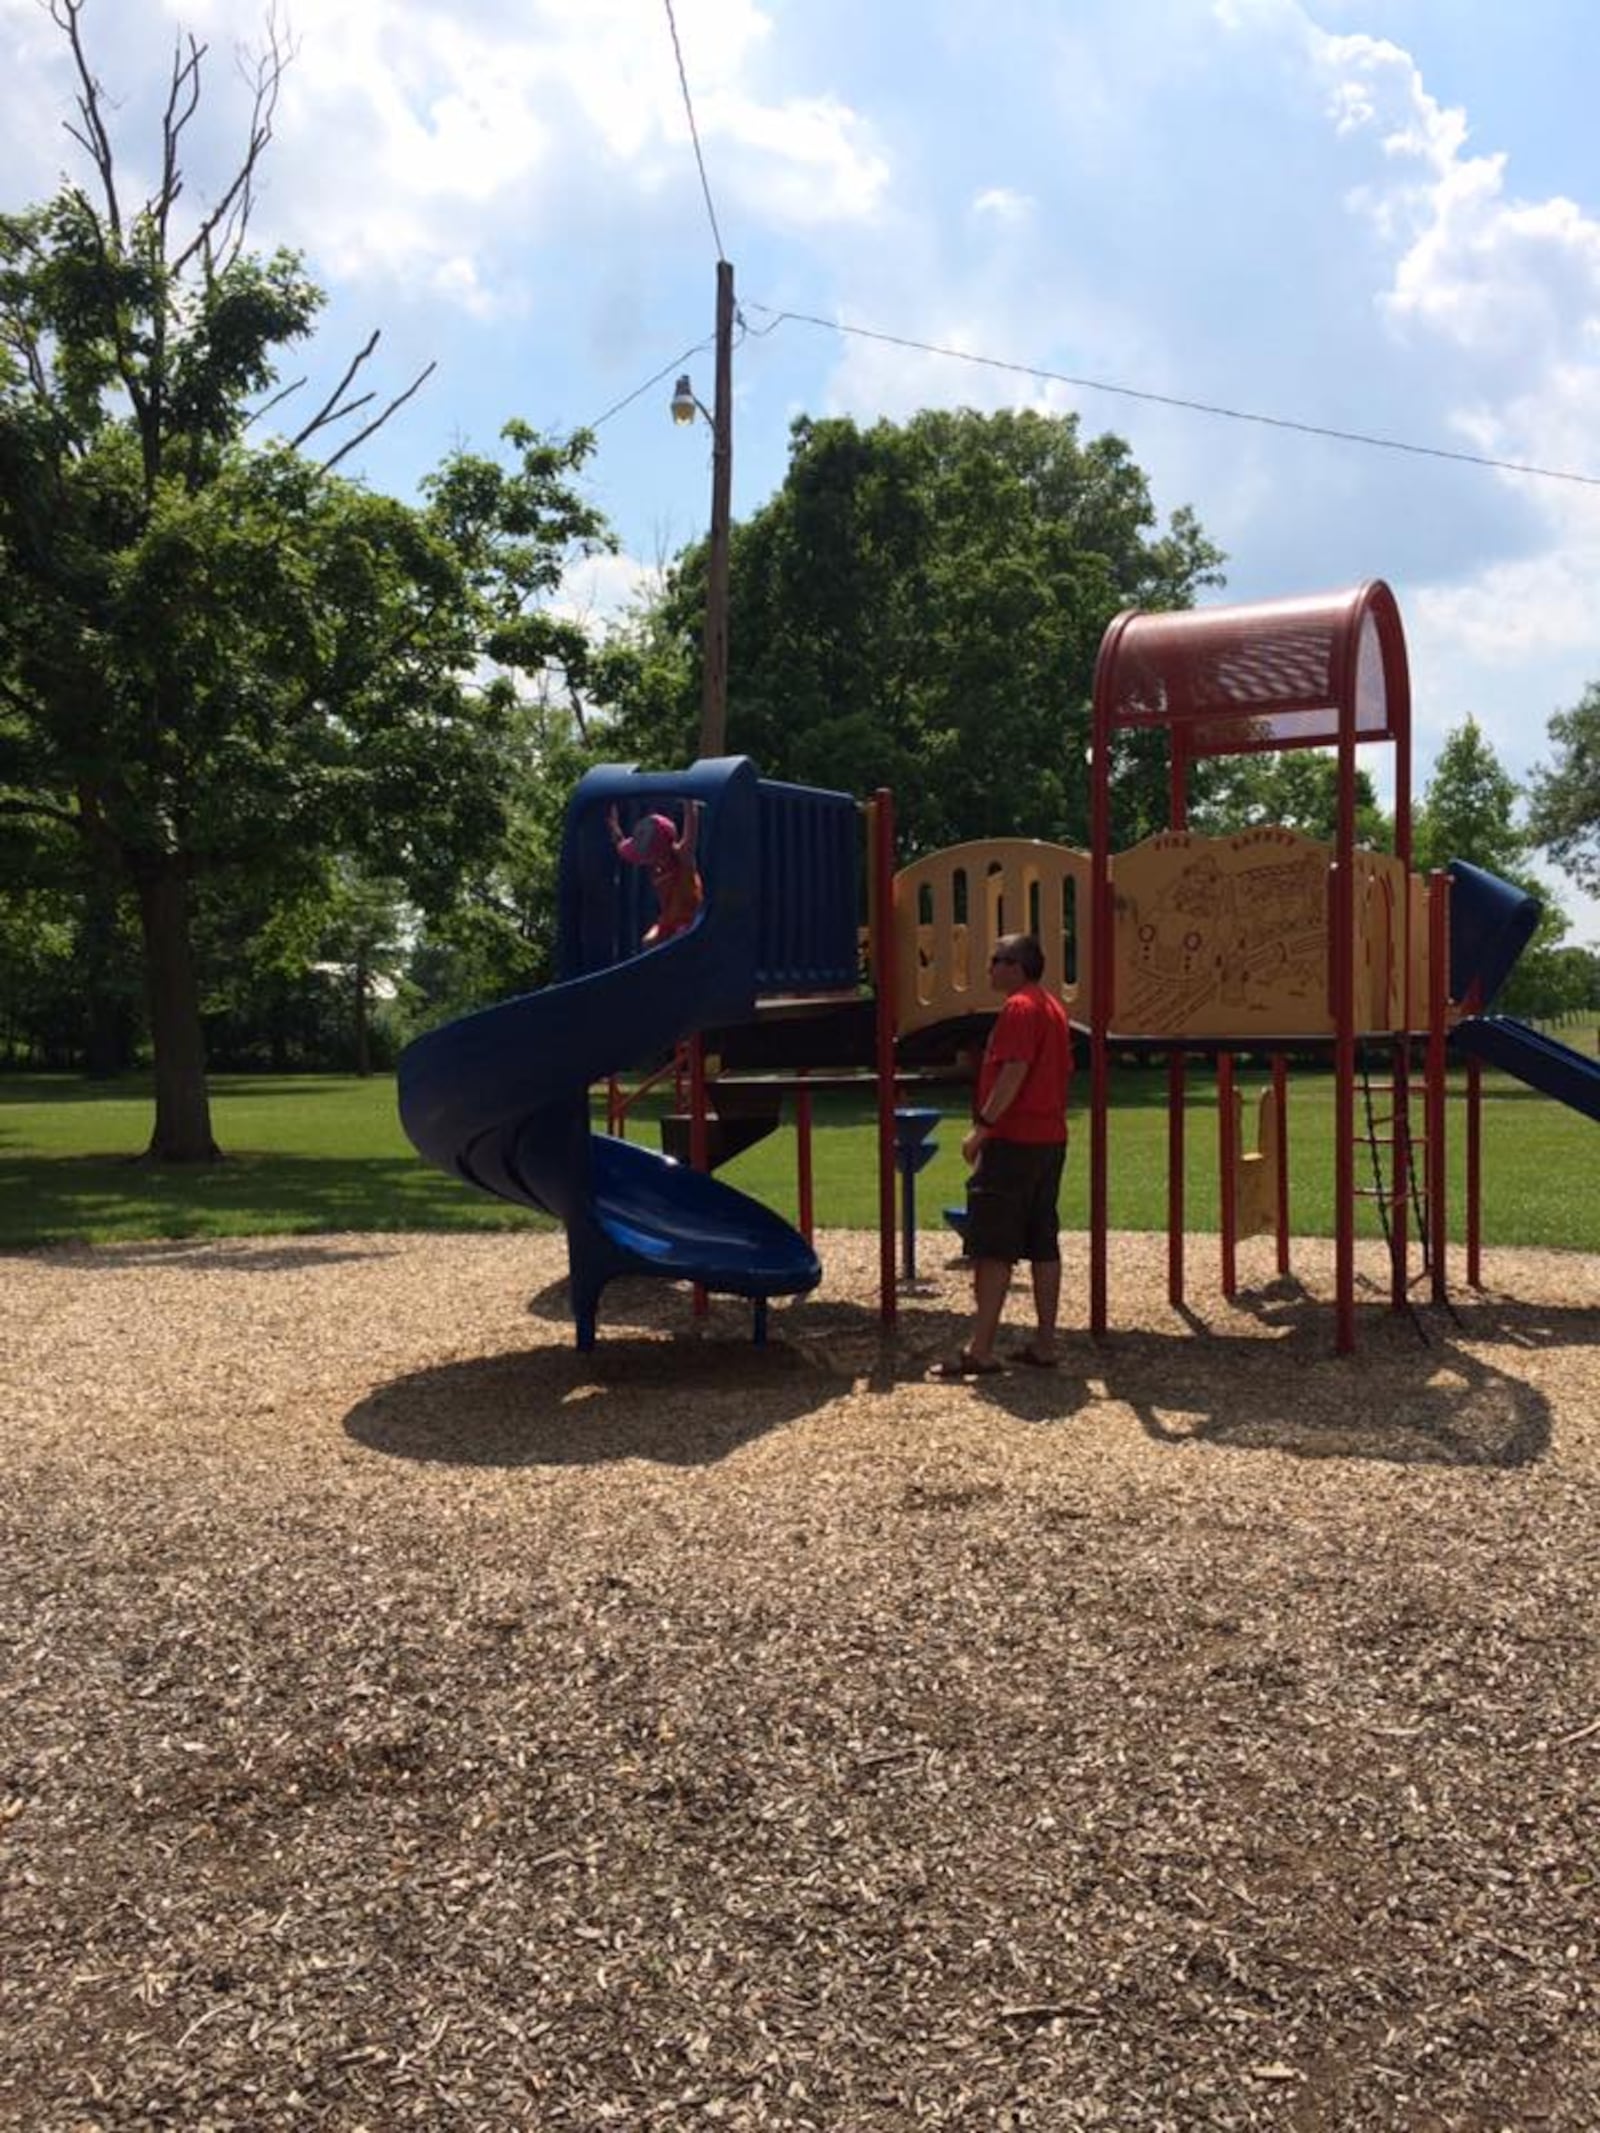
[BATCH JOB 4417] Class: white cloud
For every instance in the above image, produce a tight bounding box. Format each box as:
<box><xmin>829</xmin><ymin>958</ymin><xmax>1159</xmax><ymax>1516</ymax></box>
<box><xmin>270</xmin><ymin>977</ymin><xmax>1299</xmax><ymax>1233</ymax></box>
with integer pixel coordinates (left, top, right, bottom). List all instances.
<box><xmin>245</xmin><ymin>0</ymin><xmax>889</xmax><ymax>306</ymax></box>
<box><xmin>1312</xmin><ymin>26</ymin><xmax>1600</xmax><ymax>377</ymax></box>
<box><xmin>970</xmin><ymin>187</ymin><xmax>1034</xmax><ymax>224</ymax></box>
<box><xmin>556</xmin><ymin>548</ymin><xmax>660</xmax><ymax>629</ymax></box>
<box><xmin>1288</xmin><ymin>11</ymin><xmax>1600</xmax><ymax>815</ymax></box>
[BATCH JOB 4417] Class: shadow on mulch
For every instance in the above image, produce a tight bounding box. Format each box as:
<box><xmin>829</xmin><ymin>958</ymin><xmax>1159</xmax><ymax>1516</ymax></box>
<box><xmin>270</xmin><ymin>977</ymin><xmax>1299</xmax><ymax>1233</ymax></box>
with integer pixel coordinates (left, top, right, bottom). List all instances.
<box><xmin>1442</xmin><ymin>1288</ymin><xmax>1600</xmax><ymax>1353</ymax></box>
<box><xmin>890</xmin><ymin>1276</ymin><xmax>1557</xmax><ymax>1468</ymax></box>
<box><xmin>343</xmin><ymin>1334</ymin><xmax>836</xmax><ymax>1470</ymax></box>
<box><xmin>523</xmin><ymin>1273</ymin><xmax>915</xmax><ymax>1392</ymax></box>
<box><xmin>411</xmin><ymin>1265</ymin><xmax>1560</xmax><ymax>1472</ymax></box>
<box><xmin>1102</xmin><ymin>1324</ymin><xmax>1551</xmax><ymax>1467</ymax></box>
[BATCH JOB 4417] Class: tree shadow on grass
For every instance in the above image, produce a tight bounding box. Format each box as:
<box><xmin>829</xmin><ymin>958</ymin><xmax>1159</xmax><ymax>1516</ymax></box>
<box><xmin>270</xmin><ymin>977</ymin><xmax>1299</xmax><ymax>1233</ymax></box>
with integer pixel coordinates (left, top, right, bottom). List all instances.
<box><xmin>0</xmin><ymin>1152</ymin><xmax>550</xmax><ymax>1252</ymax></box>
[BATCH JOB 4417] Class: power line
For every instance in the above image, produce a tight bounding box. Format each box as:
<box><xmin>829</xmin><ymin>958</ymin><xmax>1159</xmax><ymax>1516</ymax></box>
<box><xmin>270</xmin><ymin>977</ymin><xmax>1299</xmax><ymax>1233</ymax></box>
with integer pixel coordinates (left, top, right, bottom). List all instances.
<box><xmin>587</xmin><ymin>334</ymin><xmax>714</xmax><ymax>431</ymax></box>
<box><xmin>663</xmin><ymin>0</ymin><xmax>727</xmax><ymax>263</ymax></box>
<box><xmin>748</xmin><ymin>301</ymin><xmax>1600</xmax><ymax>491</ymax></box>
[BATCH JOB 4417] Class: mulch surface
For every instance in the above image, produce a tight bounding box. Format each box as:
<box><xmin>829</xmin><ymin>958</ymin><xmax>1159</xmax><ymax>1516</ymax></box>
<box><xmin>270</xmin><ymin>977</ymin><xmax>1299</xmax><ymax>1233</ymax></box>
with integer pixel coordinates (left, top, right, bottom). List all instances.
<box><xmin>3</xmin><ymin>1229</ymin><xmax>1598</xmax><ymax>2131</ymax></box>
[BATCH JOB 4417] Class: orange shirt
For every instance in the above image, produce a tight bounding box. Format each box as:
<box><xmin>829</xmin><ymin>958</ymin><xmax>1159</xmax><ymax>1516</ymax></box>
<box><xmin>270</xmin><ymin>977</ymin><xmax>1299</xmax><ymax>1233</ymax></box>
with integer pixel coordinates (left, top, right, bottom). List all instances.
<box><xmin>643</xmin><ymin>852</ymin><xmax>704</xmax><ymax>942</ymax></box>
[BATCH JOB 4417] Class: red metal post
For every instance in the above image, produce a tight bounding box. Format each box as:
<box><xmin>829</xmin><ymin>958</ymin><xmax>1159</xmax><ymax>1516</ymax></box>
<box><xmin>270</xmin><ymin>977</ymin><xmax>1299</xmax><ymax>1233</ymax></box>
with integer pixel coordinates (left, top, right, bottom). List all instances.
<box><xmin>1167</xmin><ymin>729</ymin><xmax>1188</xmax><ymax>1310</ymax></box>
<box><xmin>872</xmin><ymin>790</ymin><xmax>899</xmax><ymax>1329</ymax></box>
<box><xmin>1088</xmin><ymin>622</ymin><xmax>1127</xmax><ymax>1337</ymax></box>
<box><xmin>1466</xmin><ymin>1057</ymin><xmax>1483</xmax><ymax>1289</ymax></box>
<box><xmin>796</xmin><ymin>1072</ymin><xmax>814</xmax><ymax>1247</ymax></box>
<box><xmin>1428</xmin><ymin>871</ymin><xmax>1450</xmax><ymax>1303</ymax></box>
<box><xmin>1218</xmin><ymin>1051</ymin><xmax>1238</xmax><ymax>1300</ymax></box>
<box><xmin>689</xmin><ymin>1033</ymin><xmax>710</xmax><ymax>1319</ymax></box>
<box><xmin>1168</xmin><ymin>1052</ymin><xmax>1186</xmax><ymax>1309</ymax></box>
<box><xmin>1273</xmin><ymin>1053</ymin><xmax>1290</xmax><ymax>1278</ymax></box>
<box><xmin>1332</xmin><ymin>865</ymin><xmax>1356</xmax><ymax>1354</ymax></box>
<box><xmin>1390</xmin><ymin>1036</ymin><xmax>1410</xmax><ymax>1314</ymax></box>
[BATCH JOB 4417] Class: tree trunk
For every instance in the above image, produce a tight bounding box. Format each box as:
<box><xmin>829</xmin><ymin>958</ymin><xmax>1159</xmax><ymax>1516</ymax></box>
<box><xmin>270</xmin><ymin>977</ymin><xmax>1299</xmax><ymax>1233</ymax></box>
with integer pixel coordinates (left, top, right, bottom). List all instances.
<box><xmin>135</xmin><ymin>862</ymin><xmax>220</xmax><ymax>1161</ymax></box>
<box><xmin>80</xmin><ymin>869</ymin><xmax>135</xmax><ymax>1079</ymax></box>
<box><xmin>353</xmin><ymin>944</ymin><xmax>371</xmax><ymax>1078</ymax></box>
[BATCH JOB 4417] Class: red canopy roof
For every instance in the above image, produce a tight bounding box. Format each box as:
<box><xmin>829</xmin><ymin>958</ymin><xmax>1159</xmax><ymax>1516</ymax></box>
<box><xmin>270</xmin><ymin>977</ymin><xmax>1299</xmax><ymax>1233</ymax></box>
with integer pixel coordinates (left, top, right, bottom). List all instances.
<box><xmin>1093</xmin><ymin>580</ymin><xmax>1410</xmax><ymax>759</ymax></box>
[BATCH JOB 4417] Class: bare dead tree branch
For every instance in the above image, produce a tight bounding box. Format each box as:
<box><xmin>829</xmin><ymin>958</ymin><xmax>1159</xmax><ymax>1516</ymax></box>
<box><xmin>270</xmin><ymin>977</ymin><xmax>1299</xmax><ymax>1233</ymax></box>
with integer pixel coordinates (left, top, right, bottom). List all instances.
<box><xmin>53</xmin><ymin>0</ymin><xmax>123</xmax><ymax>242</ymax></box>
<box><xmin>289</xmin><ymin>330</ymin><xmax>384</xmax><ymax>447</ymax></box>
<box><xmin>243</xmin><ymin>376</ymin><xmax>309</xmax><ymax>430</ymax></box>
<box><xmin>152</xmin><ymin>33</ymin><xmax>205</xmax><ymax>259</ymax></box>
<box><xmin>143</xmin><ymin>36</ymin><xmax>208</xmax><ymax>475</ymax></box>
<box><xmin>170</xmin><ymin>13</ymin><xmax>291</xmax><ymax>280</ymax></box>
<box><xmin>319</xmin><ymin>362</ymin><xmax>438</xmax><ymax>473</ymax></box>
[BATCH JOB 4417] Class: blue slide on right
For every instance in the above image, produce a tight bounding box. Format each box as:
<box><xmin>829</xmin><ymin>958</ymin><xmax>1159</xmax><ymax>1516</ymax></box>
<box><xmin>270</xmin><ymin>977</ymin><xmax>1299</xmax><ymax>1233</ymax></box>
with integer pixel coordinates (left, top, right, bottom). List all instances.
<box><xmin>398</xmin><ymin>757</ymin><xmax>825</xmax><ymax>1348</ymax></box>
<box><xmin>1447</xmin><ymin>857</ymin><xmax>1600</xmax><ymax>1123</ymax></box>
<box><xmin>1450</xmin><ymin>1016</ymin><xmax>1600</xmax><ymax>1123</ymax></box>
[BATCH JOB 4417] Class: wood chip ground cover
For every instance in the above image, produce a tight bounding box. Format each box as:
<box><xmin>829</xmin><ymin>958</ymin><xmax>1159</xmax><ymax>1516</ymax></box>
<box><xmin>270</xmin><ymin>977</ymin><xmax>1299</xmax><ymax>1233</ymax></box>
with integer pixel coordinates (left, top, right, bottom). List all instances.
<box><xmin>2</xmin><ymin>1230</ymin><xmax>1597</xmax><ymax>2130</ymax></box>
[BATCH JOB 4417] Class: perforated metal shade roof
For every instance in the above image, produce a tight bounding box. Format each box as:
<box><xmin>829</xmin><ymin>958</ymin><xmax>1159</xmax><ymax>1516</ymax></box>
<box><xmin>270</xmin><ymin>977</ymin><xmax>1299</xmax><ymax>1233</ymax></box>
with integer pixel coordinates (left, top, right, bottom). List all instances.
<box><xmin>1093</xmin><ymin>581</ymin><xmax>1409</xmax><ymax>759</ymax></box>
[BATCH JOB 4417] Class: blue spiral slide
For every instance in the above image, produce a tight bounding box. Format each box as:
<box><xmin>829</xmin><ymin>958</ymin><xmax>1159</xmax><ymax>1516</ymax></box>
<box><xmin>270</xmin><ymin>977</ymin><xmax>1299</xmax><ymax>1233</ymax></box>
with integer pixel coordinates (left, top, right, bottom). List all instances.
<box><xmin>398</xmin><ymin>758</ymin><xmax>823</xmax><ymax>1348</ymax></box>
<box><xmin>1447</xmin><ymin>859</ymin><xmax>1600</xmax><ymax>1122</ymax></box>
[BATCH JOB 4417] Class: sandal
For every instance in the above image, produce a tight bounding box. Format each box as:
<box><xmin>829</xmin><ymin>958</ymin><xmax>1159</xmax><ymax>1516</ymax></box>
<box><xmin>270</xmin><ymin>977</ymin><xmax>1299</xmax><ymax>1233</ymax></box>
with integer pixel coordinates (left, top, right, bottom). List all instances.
<box><xmin>1008</xmin><ymin>1346</ymin><xmax>1060</xmax><ymax>1369</ymax></box>
<box><xmin>930</xmin><ymin>1352</ymin><xmax>1004</xmax><ymax>1379</ymax></box>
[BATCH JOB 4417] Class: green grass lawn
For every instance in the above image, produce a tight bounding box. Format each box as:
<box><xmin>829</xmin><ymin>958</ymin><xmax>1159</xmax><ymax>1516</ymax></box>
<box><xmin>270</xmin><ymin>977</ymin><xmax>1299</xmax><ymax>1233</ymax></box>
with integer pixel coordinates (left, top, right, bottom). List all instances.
<box><xmin>1</xmin><ymin>1061</ymin><xmax>1596</xmax><ymax>1253</ymax></box>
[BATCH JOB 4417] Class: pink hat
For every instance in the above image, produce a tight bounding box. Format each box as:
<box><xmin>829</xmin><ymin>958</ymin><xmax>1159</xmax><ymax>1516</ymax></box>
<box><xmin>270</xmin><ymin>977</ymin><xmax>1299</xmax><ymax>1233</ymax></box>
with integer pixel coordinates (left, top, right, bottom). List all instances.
<box><xmin>616</xmin><ymin>812</ymin><xmax>676</xmax><ymax>865</ymax></box>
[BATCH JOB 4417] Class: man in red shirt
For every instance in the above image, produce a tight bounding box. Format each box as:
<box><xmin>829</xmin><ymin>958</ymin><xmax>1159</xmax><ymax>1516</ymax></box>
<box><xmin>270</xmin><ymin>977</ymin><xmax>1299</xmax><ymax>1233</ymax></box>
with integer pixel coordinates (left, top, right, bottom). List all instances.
<box><xmin>934</xmin><ymin>931</ymin><xmax>1071</xmax><ymax>1376</ymax></box>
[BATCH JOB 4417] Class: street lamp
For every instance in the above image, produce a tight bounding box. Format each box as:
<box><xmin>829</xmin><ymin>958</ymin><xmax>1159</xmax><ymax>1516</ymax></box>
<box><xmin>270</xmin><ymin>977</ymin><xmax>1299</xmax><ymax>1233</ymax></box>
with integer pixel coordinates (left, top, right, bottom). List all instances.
<box><xmin>672</xmin><ymin>259</ymin><xmax>734</xmax><ymax>759</ymax></box>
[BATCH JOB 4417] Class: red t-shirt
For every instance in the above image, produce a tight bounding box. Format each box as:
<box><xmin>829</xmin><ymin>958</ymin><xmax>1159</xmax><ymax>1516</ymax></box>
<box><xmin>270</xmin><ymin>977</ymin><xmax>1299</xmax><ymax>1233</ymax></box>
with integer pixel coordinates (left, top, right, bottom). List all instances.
<box><xmin>978</xmin><ymin>984</ymin><xmax>1070</xmax><ymax>1144</ymax></box>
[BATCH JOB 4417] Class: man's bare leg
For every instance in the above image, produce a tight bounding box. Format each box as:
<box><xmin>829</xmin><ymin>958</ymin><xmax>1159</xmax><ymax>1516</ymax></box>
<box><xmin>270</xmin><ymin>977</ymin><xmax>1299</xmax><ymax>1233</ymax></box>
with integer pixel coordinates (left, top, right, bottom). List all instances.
<box><xmin>1029</xmin><ymin>1258</ymin><xmax>1061</xmax><ymax>1360</ymax></box>
<box><xmin>968</xmin><ymin>1258</ymin><xmax>1012</xmax><ymax>1363</ymax></box>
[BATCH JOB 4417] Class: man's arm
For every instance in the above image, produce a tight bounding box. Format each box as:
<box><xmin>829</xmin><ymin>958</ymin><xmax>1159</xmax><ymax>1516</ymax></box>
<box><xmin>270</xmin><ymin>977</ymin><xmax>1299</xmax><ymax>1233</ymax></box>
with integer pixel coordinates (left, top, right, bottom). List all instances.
<box><xmin>962</xmin><ymin>1057</ymin><xmax>1029</xmax><ymax>1163</ymax></box>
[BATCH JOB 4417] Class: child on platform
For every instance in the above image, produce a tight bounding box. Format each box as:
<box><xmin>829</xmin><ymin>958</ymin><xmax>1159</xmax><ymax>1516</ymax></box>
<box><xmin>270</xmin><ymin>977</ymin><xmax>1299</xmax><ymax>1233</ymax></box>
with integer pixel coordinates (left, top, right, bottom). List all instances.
<box><xmin>607</xmin><ymin>800</ymin><xmax>704</xmax><ymax>945</ymax></box>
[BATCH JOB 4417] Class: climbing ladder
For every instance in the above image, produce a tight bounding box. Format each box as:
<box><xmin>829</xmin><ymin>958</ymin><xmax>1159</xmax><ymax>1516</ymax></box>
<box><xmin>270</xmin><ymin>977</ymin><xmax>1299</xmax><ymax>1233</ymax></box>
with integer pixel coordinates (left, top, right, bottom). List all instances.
<box><xmin>1356</xmin><ymin>1045</ymin><xmax>1449</xmax><ymax>1336</ymax></box>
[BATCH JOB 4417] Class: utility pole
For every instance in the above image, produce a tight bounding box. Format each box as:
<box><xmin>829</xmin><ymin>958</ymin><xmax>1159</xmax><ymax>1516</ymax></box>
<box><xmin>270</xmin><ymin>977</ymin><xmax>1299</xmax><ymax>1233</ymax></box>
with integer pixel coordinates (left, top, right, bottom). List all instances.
<box><xmin>700</xmin><ymin>257</ymin><xmax>734</xmax><ymax>758</ymax></box>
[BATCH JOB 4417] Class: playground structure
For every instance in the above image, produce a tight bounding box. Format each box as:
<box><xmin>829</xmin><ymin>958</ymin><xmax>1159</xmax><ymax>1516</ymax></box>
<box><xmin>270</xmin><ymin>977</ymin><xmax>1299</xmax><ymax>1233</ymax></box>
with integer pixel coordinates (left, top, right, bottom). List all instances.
<box><xmin>399</xmin><ymin>581</ymin><xmax>1598</xmax><ymax>1353</ymax></box>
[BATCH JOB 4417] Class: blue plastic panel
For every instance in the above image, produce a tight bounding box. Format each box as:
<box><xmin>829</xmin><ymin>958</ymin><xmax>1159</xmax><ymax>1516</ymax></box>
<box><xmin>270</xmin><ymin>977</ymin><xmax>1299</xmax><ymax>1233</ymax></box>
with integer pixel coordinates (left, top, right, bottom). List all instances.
<box><xmin>1451</xmin><ymin>1017</ymin><xmax>1600</xmax><ymax>1123</ymax></box>
<box><xmin>1449</xmin><ymin>860</ymin><xmax>1540</xmax><ymax>1012</ymax></box>
<box><xmin>755</xmin><ymin>779</ymin><xmax>860</xmax><ymax>991</ymax></box>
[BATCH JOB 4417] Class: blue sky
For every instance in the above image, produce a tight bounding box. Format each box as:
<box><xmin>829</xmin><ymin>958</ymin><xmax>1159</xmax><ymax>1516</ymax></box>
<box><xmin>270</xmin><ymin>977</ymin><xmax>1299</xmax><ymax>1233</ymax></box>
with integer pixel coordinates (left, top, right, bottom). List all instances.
<box><xmin>5</xmin><ymin>0</ymin><xmax>1599</xmax><ymax>939</ymax></box>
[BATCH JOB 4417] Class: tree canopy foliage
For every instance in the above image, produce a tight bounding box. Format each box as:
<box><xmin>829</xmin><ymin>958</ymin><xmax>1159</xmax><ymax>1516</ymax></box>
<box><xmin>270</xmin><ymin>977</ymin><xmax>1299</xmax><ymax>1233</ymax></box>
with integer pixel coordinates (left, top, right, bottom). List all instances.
<box><xmin>1528</xmin><ymin>680</ymin><xmax>1600</xmax><ymax>896</ymax></box>
<box><xmin>1416</xmin><ymin>716</ymin><xmax>1577</xmax><ymax>1019</ymax></box>
<box><xmin>0</xmin><ymin>3</ymin><xmax>608</xmax><ymax>1151</ymax></box>
<box><xmin>597</xmin><ymin>406</ymin><xmax>1225</xmax><ymax>855</ymax></box>
<box><xmin>1193</xmin><ymin>751</ymin><xmax>1391</xmax><ymax>849</ymax></box>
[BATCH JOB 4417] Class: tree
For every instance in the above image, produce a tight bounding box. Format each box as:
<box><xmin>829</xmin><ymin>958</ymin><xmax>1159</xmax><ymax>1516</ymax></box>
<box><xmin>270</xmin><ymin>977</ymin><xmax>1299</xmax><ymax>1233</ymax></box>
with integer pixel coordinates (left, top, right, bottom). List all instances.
<box><xmin>1417</xmin><ymin>717</ymin><xmax>1569</xmax><ymax>1018</ymax></box>
<box><xmin>0</xmin><ymin>6</ymin><xmax>608</xmax><ymax>1153</ymax></box>
<box><xmin>1194</xmin><ymin>750</ymin><xmax>1391</xmax><ymax>848</ymax></box>
<box><xmin>597</xmin><ymin>407</ymin><xmax>1224</xmax><ymax>855</ymax></box>
<box><xmin>1414</xmin><ymin>718</ymin><xmax>1526</xmax><ymax>878</ymax></box>
<box><xmin>1528</xmin><ymin>680</ymin><xmax>1600</xmax><ymax>895</ymax></box>
<box><xmin>402</xmin><ymin>687</ymin><xmax>600</xmax><ymax>1023</ymax></box>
